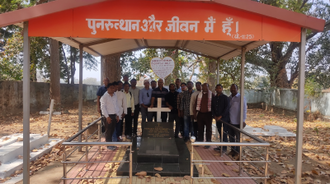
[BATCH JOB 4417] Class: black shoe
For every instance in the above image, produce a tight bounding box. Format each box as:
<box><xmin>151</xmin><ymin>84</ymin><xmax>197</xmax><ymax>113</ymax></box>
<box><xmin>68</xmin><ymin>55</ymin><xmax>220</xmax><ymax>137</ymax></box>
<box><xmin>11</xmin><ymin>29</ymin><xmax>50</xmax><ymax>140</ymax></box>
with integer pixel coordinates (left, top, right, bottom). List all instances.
<box><xmin>204</xmin><ymin>146</ymin><xmax>210</xmax><ymax>149</ymax></box>
<box><xmin>213</xmin><ymin>147</ymin><xmax>221</xmax><ymax>152</ymax></box>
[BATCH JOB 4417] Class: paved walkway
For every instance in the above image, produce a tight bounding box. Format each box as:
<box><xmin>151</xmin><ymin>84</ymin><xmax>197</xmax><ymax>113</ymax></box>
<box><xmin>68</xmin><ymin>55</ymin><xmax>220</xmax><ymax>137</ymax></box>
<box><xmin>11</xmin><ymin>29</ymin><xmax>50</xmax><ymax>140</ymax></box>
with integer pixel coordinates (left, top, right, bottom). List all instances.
<box><xmin>59</xmin><ymin>142</ymin><xmax>258</xmax><ymax>184</ymax></box>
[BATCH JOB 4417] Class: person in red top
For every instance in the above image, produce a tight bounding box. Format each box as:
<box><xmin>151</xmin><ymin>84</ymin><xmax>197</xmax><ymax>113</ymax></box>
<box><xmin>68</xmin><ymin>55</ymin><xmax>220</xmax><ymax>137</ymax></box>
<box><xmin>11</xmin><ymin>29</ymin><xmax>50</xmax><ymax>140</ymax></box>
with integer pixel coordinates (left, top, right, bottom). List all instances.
<box><xmin>194</xmin><ymin>83</ymin><xmax>214</xmax><ymax>149</ymax></box>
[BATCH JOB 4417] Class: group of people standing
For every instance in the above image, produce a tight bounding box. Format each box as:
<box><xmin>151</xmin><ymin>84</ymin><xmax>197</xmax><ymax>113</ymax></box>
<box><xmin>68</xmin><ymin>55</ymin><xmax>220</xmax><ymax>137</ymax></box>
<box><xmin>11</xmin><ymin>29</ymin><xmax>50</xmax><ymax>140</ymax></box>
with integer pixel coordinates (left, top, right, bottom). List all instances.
<box><xmin>97</xmin><ymin>75</ymin><xmax>247</xmax><ymax>158</ymax></box>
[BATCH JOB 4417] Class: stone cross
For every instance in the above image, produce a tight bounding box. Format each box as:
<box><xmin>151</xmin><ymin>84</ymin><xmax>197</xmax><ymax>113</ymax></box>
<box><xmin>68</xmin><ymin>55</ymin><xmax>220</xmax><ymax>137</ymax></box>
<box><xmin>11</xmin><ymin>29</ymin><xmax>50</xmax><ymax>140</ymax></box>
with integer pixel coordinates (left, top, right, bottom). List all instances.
<box><xmin>148</xmin><ymin>98</ymin><xmax>171</xmax><ymax>122</ymax></box>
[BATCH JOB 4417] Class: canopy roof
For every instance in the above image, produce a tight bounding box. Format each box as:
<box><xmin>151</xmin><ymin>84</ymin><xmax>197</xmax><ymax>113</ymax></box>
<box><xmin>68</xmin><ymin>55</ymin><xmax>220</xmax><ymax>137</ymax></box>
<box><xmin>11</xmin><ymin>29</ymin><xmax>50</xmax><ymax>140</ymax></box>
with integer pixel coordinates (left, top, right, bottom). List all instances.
<box><xmin>0</xmin><ymin>0</ymin><xmax>325</xmax><ymax>59</ymax></box>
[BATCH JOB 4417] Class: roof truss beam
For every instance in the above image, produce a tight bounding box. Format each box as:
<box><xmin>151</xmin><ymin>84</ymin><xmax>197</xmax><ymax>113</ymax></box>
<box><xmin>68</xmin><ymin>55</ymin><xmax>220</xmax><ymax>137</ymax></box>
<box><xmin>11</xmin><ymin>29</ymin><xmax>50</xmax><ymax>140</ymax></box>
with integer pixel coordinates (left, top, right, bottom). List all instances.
<box><xmin>82</xmin><ymin>39</ymin><xmax>117</xmax><ymax>47</ymax></box>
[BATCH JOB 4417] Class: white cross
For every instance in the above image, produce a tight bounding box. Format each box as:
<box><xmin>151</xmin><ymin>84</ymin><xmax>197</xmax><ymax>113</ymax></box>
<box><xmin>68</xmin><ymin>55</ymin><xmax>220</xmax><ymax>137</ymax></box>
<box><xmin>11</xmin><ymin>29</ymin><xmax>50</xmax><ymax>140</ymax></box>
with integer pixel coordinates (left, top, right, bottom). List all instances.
<box><xmin>148</xmin><ymin>98</ymin><xmax>171</xmax><ymax>122</ymax></box>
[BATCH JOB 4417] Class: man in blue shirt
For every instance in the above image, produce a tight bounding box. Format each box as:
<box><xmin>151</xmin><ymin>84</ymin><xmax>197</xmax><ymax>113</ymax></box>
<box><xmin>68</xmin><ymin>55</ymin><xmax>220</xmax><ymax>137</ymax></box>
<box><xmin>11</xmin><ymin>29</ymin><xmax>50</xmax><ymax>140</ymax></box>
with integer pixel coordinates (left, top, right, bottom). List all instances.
<box><xmin>228</xmin><ymin>84</ymin><xmax>247</xmax><ymax>158</ymax></box>
<box><xmin>175</xmin><ymin>78</ymin><xmax>182</xmax><ymax>93</ymax></box>
<box><xmin>96</xmin><ymin>77</ymin><xmax>109</xmax><ymax>133</ymax></box>
<box><xmin>139</xmin><ymin>80</ymin><xmax>153</xmax><ymax>135</ymax></box>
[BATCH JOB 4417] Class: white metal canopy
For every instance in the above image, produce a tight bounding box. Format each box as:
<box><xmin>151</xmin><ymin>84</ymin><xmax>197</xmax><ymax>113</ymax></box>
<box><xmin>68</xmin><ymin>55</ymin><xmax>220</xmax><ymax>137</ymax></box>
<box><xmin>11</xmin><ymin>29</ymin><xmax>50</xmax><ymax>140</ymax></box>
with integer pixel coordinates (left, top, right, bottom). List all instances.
<box><xmin>51</xmin><ymin>37</ymin><xmax>269</xmax><ymax>60</ymax></box>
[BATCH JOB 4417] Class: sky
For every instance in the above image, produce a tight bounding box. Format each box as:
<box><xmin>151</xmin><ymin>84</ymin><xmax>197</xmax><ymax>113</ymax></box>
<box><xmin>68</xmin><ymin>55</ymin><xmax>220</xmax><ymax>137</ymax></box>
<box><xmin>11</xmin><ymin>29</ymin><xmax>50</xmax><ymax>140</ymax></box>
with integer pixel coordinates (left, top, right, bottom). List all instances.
<box><xmin>73</xmin><ymin>56</ymin><xmax>102</xmax><ymax>84</ymax></box>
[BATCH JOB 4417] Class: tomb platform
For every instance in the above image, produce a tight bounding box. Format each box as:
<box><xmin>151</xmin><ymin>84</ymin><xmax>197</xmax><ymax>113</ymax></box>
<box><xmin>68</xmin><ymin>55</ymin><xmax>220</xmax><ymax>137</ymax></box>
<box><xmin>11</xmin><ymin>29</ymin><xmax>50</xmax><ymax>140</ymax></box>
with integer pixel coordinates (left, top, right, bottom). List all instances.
<box><xmin>117</xmin><ymin>122</ymin><xmax>198</xmax><ymax>177</ymax></box>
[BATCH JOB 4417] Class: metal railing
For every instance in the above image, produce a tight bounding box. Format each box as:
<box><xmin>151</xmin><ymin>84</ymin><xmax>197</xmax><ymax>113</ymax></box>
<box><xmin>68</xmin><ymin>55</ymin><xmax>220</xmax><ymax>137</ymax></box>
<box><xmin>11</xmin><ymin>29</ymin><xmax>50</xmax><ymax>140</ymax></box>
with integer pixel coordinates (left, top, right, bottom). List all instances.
<box><xmin>61</xmin><ymin>117</ymin><xmax>133</xmax><ymax>184</ymax></box>
<box><xmin>190</xmin><ymin>120</ymin><xmax>270</xmax><ymax>184</ymax></box>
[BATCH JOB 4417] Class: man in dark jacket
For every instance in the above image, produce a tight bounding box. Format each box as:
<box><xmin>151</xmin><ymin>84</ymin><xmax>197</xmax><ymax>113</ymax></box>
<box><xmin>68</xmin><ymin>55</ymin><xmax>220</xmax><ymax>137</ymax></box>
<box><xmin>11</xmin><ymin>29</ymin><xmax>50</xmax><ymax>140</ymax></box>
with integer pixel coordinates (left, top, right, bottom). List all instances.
<box><xmin>211</xmin><ymin>84</ymin><xmax>230</xmax><ymax>153</ymax></box>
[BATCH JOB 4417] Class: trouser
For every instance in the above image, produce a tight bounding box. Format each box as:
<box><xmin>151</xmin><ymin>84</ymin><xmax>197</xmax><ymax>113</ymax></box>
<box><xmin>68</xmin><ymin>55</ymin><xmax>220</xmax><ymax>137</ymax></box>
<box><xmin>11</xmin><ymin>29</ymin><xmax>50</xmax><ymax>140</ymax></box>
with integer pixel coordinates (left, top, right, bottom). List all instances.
<box><xmin>100</xmin><ymin>113</ymin><xmax>106</xmax><ymax>133</ymax></box>
<box><xmin>216</xmin><ymin>120</ymin><xmax>229</xmax><ymax>151</ymax></box>
<box><xmin>133</xmin><ymin>104</ymin><xmax>140</xmax><ymax>134</ymax></box>
<box><xmin>193</xmin><ymin>119</ymin><xmax>198</xmax><ymax>139</ymax></box>
<box><xmin>228</xmin><ymin>124</ymin><xmax>240</xmax><ymax>152</ymax></box>
<box><xmin>125</xmin><ymin>108</ymin><xmax>132</xmax><ymax>136</ymax></box>
<box><xmin>183</xmin><ymin>115</ymin><xmax>194</xmax><ymax>139</ymax></box>
<box><xmin>168</xmin><ymin>112</ymin><xmax>180</xmax><ymax>137</ymax></box>
<box><xmin>140</xmin><ymin>106</ymin><xmax>152</xmax><ymax>134</ymax></box>
<box><xmin>180</xmin><ymin>117</ymin><xmax>184</xmax><ymax>135</ymax></box>
<box><xmin>140</xmin><ymin>106</ymin><xmax>153</xmax><ymax>123</ymax></box>
<box><xmin>112</xmin><ymin>119</ymin><xmax>123</xmax><ymax>141</ymax></box>
<box><xmin>105</xmin><ymin>115</ymin><xmax>117</xmax><ymax>142</ymax></box>
<box><xmin>197</xmin><ymin>112</ymin><xmax>212</xmax><ymax>142</ymax></box>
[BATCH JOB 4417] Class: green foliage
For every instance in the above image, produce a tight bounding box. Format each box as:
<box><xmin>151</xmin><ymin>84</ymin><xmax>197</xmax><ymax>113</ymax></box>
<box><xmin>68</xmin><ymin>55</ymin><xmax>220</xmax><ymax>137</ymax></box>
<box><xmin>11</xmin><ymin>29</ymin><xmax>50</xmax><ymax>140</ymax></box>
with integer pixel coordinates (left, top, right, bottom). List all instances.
<box><xmin>247</xmin><ymin>0</ymin><xmax>330</xmax><ymax>89</ymax></box>
<box><xmin>304</xmin><ymin>78</ymin><xmax>322</xmax><ymax>98</ymax></box>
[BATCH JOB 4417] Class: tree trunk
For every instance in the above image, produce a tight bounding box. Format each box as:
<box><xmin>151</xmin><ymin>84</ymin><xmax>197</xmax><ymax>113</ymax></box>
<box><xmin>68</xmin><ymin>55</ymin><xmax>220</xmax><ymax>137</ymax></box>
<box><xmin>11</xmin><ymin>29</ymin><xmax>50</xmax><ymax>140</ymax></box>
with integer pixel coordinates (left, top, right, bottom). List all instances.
<box><xmin>70</xmin><ymin>46</ymin><xmax>76</xmax><ymax>85</ymax></box>
<box><xmin>274</xmin><ymin>67</ymin><xmax>291</xmax><ymax>88</ymax></box>
<box><xmin>208</xmin><ymin>60</ymin><xmax>217</xmax><ymax>92</ymax></box>
<box><xmin>102</xmin><ymin>54</ymin><xmax>121</xmax><ymax>82</ymax></box>
<box><xmin>49</xmin><ymin>38</ymin><xmax>61</xmax><ymax>109</ymax></box>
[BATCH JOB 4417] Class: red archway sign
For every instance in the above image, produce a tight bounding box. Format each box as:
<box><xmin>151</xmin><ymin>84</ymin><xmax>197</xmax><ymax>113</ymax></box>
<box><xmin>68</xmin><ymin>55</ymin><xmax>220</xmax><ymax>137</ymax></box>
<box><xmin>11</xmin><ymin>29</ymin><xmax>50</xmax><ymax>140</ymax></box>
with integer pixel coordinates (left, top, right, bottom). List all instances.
<box><xmin>29</xmin><ymin>0</ymin><xmax>301</xmax><ymax>42</ymax></box>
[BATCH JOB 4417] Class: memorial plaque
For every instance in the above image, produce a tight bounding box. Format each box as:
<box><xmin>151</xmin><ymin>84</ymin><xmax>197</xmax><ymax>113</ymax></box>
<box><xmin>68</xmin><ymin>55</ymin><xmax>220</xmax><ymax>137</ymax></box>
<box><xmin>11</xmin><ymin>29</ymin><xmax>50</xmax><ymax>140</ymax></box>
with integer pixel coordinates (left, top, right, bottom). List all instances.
<box><xmin>143</xmin><ymin>122</ymin><xmax>174</xmax><ymax>138</ymax></box>
<box><xmin>137</xmin><ymin>122</ymin><xmax>179</xmax><ymax>163</ymax></box>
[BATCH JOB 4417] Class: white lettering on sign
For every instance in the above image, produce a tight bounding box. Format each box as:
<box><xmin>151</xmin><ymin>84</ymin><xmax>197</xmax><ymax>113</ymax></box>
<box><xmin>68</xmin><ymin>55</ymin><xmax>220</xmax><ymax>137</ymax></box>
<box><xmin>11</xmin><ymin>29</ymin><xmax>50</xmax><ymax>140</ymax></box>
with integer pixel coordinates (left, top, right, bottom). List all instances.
<box><xmin>204</xmin><ymin>16</ymin><xmax>216</xmax><ymax>33</ymax></box>
<box><xmin>86</xmin><ymin>16</ymin><xmax>254</xmax><ymax>40</ymax></box>
<box><xmin>222</xmin><ymin>17</ymin><xmax>233</xmax><ymax>36</ymax></box>
<box><xmin>141</xmin><ymin>14</ymin><xmax>163</xmax><ymax>32</ymax></box>
<box><xmin>150</xmin><ymin>57</ymin><xmax>175</xmax><ymax>79</ymax></box>
<box><xmin>165</xmin><ymin>16</ymin><xmax>199</xmax><ymax>33</ymax></box>
<box><xmin>222</xmin><ymin>17</ymin><xmax>255</xmax><ymax>39</ymax></box>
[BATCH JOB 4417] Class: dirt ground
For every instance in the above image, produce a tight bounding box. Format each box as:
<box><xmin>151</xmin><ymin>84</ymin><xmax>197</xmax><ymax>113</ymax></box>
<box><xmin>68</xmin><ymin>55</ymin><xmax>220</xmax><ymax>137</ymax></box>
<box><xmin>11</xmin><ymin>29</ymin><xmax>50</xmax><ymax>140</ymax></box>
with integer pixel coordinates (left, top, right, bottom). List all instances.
<box><xmin>0</xmin><ymin>103</ymin><xmax>330</xmax><ymax>183</ymax></box>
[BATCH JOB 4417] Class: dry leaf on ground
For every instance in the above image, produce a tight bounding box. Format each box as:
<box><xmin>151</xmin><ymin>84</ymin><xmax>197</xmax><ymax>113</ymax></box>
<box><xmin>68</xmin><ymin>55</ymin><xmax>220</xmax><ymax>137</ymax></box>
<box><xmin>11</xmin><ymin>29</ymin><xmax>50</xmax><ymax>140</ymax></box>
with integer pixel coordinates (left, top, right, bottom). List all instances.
<box><xmin>135</xmin><ymin>171</ymin><xmax>147</xmax><ymax>176</ymax></box>
<box><xmin>154</xmin><ymin>167</ymin><xmax>163</xmax><ymax>171</ymax></box>
<box><xmin>17</xmin><ymin>137</ymin><xmax>23</xmax><ymax>142</ymax></box>
<box><xmin>211</xmin><ymin>178</ymin><xmax>221</xmax><ymax>184</ymax></box>
<box><xmin>174</xmin><ymin>177</ymin><xmax>183</xmax><ymax>182</ymax></box>
<box><xmin>183</xmin><ymin>175</ymin><xmax>191</xmax><ymax>180</ymax></box>
<box><xmin>222</xmin><ymin>173</ymin><xmax>230</xmax><ymax>177</ymax></box>
<box><xmin>224</xmin><ymin>162</ymin><xmax>232</xmax><ymax>166</ymax></box>
<box><xmin>312</xmin><ymin>170</ymin><xmax>319</xmax><ymax>175</ymax></box>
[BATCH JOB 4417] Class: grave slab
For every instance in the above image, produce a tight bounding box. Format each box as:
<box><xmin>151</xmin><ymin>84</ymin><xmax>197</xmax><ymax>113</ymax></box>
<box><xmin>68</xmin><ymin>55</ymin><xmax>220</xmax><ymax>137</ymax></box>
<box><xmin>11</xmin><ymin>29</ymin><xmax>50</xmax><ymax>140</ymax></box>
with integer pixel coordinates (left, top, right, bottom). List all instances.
<box><xmin>0</xmin><ymin>134</ymin><xmax>62</xmax><ymax>180</ymax></box>
<box><xmin>137</xmin><ymin>122</ymin><xmax>179</xmax><ymax>163</ymax></box>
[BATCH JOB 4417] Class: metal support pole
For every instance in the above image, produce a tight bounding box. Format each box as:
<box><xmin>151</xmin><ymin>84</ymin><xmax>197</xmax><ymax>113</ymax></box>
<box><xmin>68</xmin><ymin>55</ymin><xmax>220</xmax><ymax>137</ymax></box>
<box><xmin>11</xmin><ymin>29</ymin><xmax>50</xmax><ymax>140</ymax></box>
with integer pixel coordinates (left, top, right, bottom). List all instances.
<box><xmin>220</xmin><ymin>123</ymin><xmax>223</xmax><ymax>156</ymax></box>
<box><xmin>78</xmin><ymin>45</ymin><xmax>83</xmax><ymax>151</ymax></box>
<box><xmin>129</xmin><ymin>146</ymin><xmax>133</xmax><ymax>184</ymax></box>
<box><xmin>217</xmin><ymin>59</ymin><xmax>220</xmax><ymax>84</ymax></box>
<box><xmin>239</xmin><ymin>47</ymin><xmax>246</xmax><ymax>176</ymax></box>
<box><xmin>295</xmin><ymin>28</ymin><xmax>306</xmax><ymax>184</ymax></box>
<box><xmin>85</xmin><ymin>131</ymin><xmax>89</xmax><ymax>170</ymax></box>
<box><xmin>22</xmin><ymin>21</ymin><xmax>30</xmax><ymax>184</ymax></box>
<box><xmin>63</xmin><ymin>149</ymin><xmax>67</xmax><ymax>184</ymax></box>
<box><xmin>190</xmin><ymin>145</ymin><xmax>194</xmax><ymax>184</ymax></box>
<box><xmin>47</xmin><ymin>99</ymin><xmax>55</xmax><ymax>137</ymax></box>
<box><xmin>265</xmin><ymin>147</ymin><xmax>269</xmax><ymax>184</ymax></box>
<box><xmin>98</xmin><ymin>123</ymin><xmax>102</xmax><ymax>153</ymax></box>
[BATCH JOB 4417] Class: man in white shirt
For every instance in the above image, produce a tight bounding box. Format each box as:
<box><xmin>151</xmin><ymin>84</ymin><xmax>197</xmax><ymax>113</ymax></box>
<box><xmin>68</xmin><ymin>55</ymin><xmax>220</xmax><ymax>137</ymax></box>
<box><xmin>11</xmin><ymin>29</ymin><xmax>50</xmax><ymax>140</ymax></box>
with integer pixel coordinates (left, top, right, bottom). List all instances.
<box><xmin>129</xmin><ymin>78</ymin><xmax>140</xmax><ymax>137</ymax></box>
<box><xmin>228</xmin><ymin>84</ymin><xmax>247</xmax><ymax>157</ymax></box>
<box><xmin>100</xmin><ymin>83</ymin><xmax>120</xmax><ymax>150</ymax></box>
<box><xmin>112</xmin><ymin>81</ymin><xmax>127</xmax><ymax>142</ymax></box>
<box><xmin>123</xmin><ymin>82</ymin><xmax>135</xmax><ymax>139</ymax></box>
<box><xmin>190</xmin><ymin>81</ymin><xmax>201</xmax><ymax>140</ymax></box>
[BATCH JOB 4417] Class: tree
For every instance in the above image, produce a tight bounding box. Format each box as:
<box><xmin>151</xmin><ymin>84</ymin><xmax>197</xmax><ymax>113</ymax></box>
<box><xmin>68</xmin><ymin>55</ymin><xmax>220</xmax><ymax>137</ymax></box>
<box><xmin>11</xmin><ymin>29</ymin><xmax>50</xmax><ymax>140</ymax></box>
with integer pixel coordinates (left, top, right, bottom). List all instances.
<box><xmin>247</xmin><ymin>0</ymin><xmax>330</xmax><ymax>89</ymax></box>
